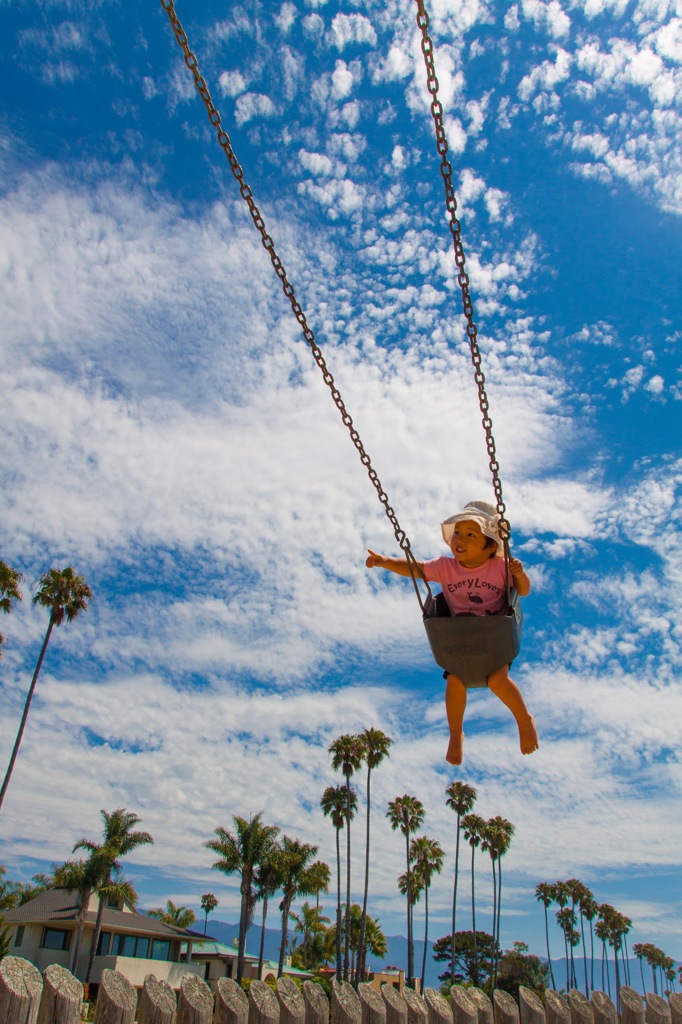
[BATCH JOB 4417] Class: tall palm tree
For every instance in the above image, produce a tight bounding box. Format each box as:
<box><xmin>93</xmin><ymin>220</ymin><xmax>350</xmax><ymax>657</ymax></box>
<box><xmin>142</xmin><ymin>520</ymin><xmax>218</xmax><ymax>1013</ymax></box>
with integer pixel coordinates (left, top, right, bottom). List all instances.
<box><xmin>0</xmin><ymin>567</ymin><xmax>92</xmax><ymax>811</ymax></box>
<box><xmin>534</xmin><ymin>882</ymin><xmax>557</xmax><ymax>989</ymax></box>
<box><xmin>253</xmin><ymin>840</ymin><xmax>285</xmax><ymax>979</ymax></box>
<box><xmin>410</xmin><ymin>835</ymin><xmax>445</xmax><ymax>994</ymax></box>
<box><xmin>148</xmin><ymin>899</ymin><xmax>196</xmax><ymax>928</ymax></box>
<box><xmin>206</xmin><ymin>813</ymin><xmax>279</xmax><ymax>983</ymax></box>
<box><xmin>595</xmin><ymin>913</ymin><xmax>610</xmax><ymax>995</ymax></box>
<box><xmin>276</xmin><ymin>837</ymin><xmax>321</xmax><ymax>977</ymax></box>
<box><xmin>76</xmin><ymin>808</ymin><xmax>154</xmax><ymax>985</ymax></box>
<box><xmin>481</xmin><ymin>816</ymin><xmax>514</xmax><ymax>989</ymax></box>
<box><xmin>386</xmin><ymin>794</ymin><xmax>425</xmax><ymax>988</ymax></box>
<box><xmin>305</xmin><ymin>860</ymin><xmax>331</xmax><ymax>910</ymax></box>
<box><xmin>200</xmin><ymin>893</ymin><xmax>218</xmax><ymax>935</ymax></box>
<box><xmin>461</xmin><ymin>812</ymin><xmax>485</xmax><ymax>987</ymax></box>
<box><xmin>0</xmin><ymin>561</ymin><xmax>23</xmax><ymax>657</ymax></box>
<box><xmin>553</xmin><ymin>880</ymin><xmax>572</xmax><ymax>984</ymax></box>
<box><xmin>565</xmin><ymin>879</ymin><xmax>588</xmax><ymax>991</ymax></box>
<box><xmin>445</xmin><ymin>781</ymin><xmax>476</xmax><ymax>986</ymax></box>
<box><xmin>577</xmin><ymin>886</ymin><xmax>597</xmax><ymax>996</ymax></box>
<box><xmin>321</xmin><ymin>783</ymin><xmax>356</xmax><ymax>980</ymax></box>
<box><xmin>397</xmin><ymin>868</ymin><xmax>423</xmax><ymax>983</ymax></box>
<box><xmin>328</xmin><ymin>733</ymin><xmax>364</xmax><ymax>981</ymax></box>
<box><xmin>357</xmin><ymin>727</ymin><xmax>392</xmax><ymax>985</ymax></box>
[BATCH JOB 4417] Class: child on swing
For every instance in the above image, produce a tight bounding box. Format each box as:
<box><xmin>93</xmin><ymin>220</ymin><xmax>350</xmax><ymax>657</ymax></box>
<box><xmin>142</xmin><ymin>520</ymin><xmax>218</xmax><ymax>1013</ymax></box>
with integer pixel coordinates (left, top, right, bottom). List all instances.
<box><xmin>365</xmin><ymin>500</ymin><xmax>538</xmax><ymax>765</ymax></box>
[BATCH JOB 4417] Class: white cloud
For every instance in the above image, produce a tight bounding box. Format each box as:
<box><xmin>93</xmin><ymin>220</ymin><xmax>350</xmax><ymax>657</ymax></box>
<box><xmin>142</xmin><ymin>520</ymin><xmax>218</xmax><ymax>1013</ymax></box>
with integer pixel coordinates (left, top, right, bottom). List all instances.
<box><xmin>331</xmin><ymin>59</ymin><xmax>355</xmax><ymax>100</ymax></box>
<box><xmin>274</xmin><ymin>2</ymin><xmax>297</xmax><ymax>35</ymax></box>
<box><xmin>234</xmin><ymin>92</ymin><xmax>276</xmax><ymax>126</ymax></box>
<box><xmin>330</xmin><ymin>14</ymin><xmax>377</xmax><ymax>51</ymax></box>
<box><xmin>218</xmin><ymin>70</ymin><xmax>247</xmax><ymax>98</ymax></box>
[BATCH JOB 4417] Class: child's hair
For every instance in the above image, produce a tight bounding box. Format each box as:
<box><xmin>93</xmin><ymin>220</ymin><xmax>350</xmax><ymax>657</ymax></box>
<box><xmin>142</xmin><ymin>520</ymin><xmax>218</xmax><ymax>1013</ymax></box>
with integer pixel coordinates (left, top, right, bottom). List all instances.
<box><xmin>440</xmin><ymin>500</ymin><xmax>503</xmax><ymax>555</ymax></box>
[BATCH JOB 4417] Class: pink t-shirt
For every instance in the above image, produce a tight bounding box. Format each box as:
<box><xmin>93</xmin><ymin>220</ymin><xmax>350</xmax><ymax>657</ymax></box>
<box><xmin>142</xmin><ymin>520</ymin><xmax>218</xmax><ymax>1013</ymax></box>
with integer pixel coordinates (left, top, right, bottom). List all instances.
<box><xmin>422</xmin><ymin>555</ymin><xmax>507</xmax><ymax>615</ymax></box>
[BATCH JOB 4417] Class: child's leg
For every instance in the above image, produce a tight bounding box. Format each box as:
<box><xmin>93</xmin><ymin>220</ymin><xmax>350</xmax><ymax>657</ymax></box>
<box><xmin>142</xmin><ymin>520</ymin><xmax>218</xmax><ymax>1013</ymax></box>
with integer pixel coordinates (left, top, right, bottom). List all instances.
<box><xmin>487</xmin><ymin>666</ymin><xmax>539</xmax><ymax>755</ymax></box>
<box><xmin>445</xmin><ymin>673</ymin><xmax>468</xmax><ymax>765</ymax></box>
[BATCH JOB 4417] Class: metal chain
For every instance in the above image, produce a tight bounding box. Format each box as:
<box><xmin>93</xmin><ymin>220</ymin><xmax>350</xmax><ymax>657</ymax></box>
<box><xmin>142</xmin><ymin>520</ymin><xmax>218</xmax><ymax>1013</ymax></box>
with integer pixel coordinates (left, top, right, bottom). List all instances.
<box><xmin>414</xmin><ymin>0</ymin><xmax>510</xmax><ymax>543</ymax></box>
<box><xmin>159</xmin><ymin>0</ymin><xmax>423</xmax><ymax>574</ymax></box>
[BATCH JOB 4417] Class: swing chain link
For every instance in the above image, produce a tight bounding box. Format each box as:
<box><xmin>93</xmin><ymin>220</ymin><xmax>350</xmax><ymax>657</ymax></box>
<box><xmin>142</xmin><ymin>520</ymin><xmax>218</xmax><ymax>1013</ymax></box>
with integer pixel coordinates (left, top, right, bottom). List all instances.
<box><xmin>414</xmin><ymin>0</ymin><xmax>510</xmax><ymax>543</ymax></box>
<box><xmin>159</xmin><ymin>0</ymin><xmax>421</xmax><ymax>569</ymax></box>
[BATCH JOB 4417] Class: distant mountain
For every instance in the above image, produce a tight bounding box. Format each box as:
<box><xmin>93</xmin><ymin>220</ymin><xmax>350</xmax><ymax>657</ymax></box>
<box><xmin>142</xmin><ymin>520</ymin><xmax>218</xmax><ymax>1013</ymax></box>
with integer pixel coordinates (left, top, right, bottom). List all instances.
<box><xmin>201</xmin><ymin>920</ymin><xmax>678</xmax><ymax>997</ymax></box>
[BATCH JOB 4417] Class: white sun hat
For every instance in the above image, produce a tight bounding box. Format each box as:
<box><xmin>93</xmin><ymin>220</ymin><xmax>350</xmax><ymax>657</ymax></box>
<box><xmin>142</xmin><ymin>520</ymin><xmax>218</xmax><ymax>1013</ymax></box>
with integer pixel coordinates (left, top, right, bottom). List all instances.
<box><xmin>441</xmin><ymin>500</ymin><xmax>504</xmax><ymax>554</ymax></box>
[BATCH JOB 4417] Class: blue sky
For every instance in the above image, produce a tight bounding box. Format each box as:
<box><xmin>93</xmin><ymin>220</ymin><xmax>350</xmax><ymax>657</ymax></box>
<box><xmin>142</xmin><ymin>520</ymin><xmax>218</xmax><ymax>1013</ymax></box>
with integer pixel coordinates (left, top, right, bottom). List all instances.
<box><xmin>1</xmin><ymin>0</ymin><xmax>680</xmax><ymax>970</ymax></box>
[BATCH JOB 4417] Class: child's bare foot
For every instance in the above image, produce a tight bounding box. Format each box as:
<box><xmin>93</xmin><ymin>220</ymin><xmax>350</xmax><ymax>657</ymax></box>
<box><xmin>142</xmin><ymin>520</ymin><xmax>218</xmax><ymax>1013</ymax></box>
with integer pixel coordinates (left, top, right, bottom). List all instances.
<box><xmin>519</xmin><ymin>715</ymin><xmax>539</xmax><ymax>755</ymax></box>
<box><xmin>446</xmin><ymin>732</ymin><xmax>464</xmax><ymax>765</ymax></box>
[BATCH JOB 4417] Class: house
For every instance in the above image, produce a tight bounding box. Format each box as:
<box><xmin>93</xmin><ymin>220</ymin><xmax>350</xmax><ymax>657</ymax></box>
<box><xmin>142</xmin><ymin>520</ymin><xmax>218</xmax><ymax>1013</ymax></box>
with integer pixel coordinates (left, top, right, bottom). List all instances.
<box><xmin>3</xmin><ymin>888</ymin><xmax>211</xmax><ymax>995</ymax></box>
<box><xmin>184</xmin><ymin>939</ymin><xmax>313</xmax><ymax>990</ymax></box>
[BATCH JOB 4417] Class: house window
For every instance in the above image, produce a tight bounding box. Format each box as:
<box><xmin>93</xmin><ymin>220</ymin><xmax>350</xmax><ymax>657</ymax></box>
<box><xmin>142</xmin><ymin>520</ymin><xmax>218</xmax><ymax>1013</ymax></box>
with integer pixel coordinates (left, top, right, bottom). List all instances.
<box><xmin>150</xmin><ymin>939</ymin><xmax>171</xmax><ymax>961</ymax></box>
<box><xmin>42</xmin><ymin>928</ymin><xmax>71</xmax><ymax>951</ymax></box>
<box><xmin>97</xmin><ymin>931</ymin><xmax>111</xmax><ymax>956</ymax></box>
<box><xmin>14</xmin><ymin>926</ymin><xmax>25</xmax><ymax>948</ymax></box>
<box><xmin>112</xmin><ymin>934</ymin><xmax>153</xmax><ymax>959</ymax></box>
<box><xmin>136</xmin><ymin>937</ymin><xmax>150</xmax><ymax>959</ymax></box>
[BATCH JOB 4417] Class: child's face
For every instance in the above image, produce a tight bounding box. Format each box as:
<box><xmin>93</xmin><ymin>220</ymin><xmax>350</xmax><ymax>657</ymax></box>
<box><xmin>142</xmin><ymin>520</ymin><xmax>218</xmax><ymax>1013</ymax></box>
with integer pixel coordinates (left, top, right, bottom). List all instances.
<box><xmin>448</xmin><ymin>519</ymin><xmax>494</xmax><ymax>567</ymax></box>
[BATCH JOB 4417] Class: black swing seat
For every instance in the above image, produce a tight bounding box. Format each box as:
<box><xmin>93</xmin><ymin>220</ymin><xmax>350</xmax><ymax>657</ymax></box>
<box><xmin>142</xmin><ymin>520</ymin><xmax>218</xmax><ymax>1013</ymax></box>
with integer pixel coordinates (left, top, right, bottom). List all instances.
<box><xmin>423</xmin><ymin>589</ymin><xmax>522</xmax><ymax>688</ymax></box>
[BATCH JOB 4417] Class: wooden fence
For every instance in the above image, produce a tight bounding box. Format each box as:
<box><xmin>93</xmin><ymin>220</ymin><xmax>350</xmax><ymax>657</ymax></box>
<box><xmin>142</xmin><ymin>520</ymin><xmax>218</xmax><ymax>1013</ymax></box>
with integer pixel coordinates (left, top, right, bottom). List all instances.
<box><xmin>1</xmin><ymin>955</ymin><xmax>680</xmax><ymax>1024</ymax></box>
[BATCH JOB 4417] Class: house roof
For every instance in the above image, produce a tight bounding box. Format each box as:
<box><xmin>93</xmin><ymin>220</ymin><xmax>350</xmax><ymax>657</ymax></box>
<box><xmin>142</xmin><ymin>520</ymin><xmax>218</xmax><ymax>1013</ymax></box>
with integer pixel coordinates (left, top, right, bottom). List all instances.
<box><xmin>184</xmin><ymin>942</ymin><xmax>313</xmax><ymax>978</ymax></box>
<box><xmin>3</xmin><ymin>889</ymin><xmax>212</xmax><ymax>942</ymax></box>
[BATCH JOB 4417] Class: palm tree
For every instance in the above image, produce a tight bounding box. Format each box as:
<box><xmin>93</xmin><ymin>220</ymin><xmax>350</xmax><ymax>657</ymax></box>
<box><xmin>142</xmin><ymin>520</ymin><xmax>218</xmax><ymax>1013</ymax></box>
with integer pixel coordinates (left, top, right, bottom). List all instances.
<box><xmin>328</xmin><ymin>733</ymin><xmax>364</xmax><ymax>981</ymax></box>
<box><xmin>595</xmin><ymin>913</ymin><xmax>610</xmax><ymax>995</ymax></box>
<box><xmin>0</xmin><ymin>567</ymin><xmax>92</xmax><ymax>811</ymax></box>
<box><xmin>481</xmin><ymin>816</ymin><xmax>514</xmax><ymax>989</ymax></box>
<box><xmin>206</xmin><ymin>813</ymin><xmax>279</xmax><ymax>983</ymax></box>
<box><xmin>461</xmin><ymin>812</ymin><xmax>485</xmax><ymax>987</ymax></box>
<box><xmin>386</xmin><ymin>794</ymin><xmax>425</xmax><ymax>988</ymax></box>
<box><xmin>200</xmin><ymin>893</ymin><xmax>218</xmax><ymax>935</ymax></box>
<box><xmin>321</xmin><ymin>784</ymin><xmax>355</xmax><ymax>979</ymax></box>
<box><xmin>305</xmin><ymin>860</ymin><xmax>331</xmax><ymax>911</ymax></box>
<box><xmin>53</xmin><ymin>858</ymin><xmax>105</xmax><ymax>974</ymax></box>
<box><xmin>535</xmin><ymin>882</ymin><xmax>557</xmax><ymax>989</ymax></box>
<box><xmin>291</xmin><ymin>901</ymin><xmax>331</xmax><ymax>970</ymax></box>
<box><xmin>253</xmin><ymin>841</ymin><xmax>285</xmax><ymax>978</ymax></box>
<box><xmin>577</xmin><ymin>887</ymin><xmax>598</xmax><ymax>996</ymax></box>
<box><xmin>148</xmin><ymin>899</ymin><xmax>196</xmax><ymax>928</ymax></box>
<box><xmin>445</xmin><ymin>781</ymin><xmax>476</xmax><ymax>986</ymax></box>
<box><xmin>356</xmin><ymin>727</ymin><xmax>392</xmax><ymax>985</ymax></box>
<box><xmin>276</xmin><ymin>837</ymin><xmax>321</xmax><ymax>977</ymax></box>
<box><xmin>565</xmin><ymin>879</ymin><xmax>588</xmax><ymax>991</ymax></box>
<box><xmin>553</xmin><ymin>880</ymin><xmax>571</xmax><ymax>983</ymax></box>
<box><xmin>397</xmin><ymin>867</ymin><xmax>423</xmax><ymax>986</ymax></box>
<box><xmin>0</xmin><ymin>561</ymin><xmax>23</xmax><ymax>657</ymax></box>
<box><xmin>410</xmin><ymin>835</ymin><xmax>445</xmax><ymax>993</ymax></box>
<box><xmin>76</xmin><ymin>808</ymin><xmax>154</xmax><ymax>985</ymax></box>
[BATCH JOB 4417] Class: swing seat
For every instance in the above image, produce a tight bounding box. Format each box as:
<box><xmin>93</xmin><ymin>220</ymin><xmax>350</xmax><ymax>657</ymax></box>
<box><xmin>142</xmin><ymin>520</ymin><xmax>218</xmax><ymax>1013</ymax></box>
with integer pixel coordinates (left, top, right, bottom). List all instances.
<box><xmin>423</xmin><ymin>589</ymin><xmax>522</xmax><ymax>688</ymax></box>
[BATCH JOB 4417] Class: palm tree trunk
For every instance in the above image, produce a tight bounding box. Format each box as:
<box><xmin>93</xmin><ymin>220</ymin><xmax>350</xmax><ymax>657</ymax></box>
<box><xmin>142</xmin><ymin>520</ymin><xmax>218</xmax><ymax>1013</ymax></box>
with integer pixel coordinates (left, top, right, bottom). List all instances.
<box><xmin>450</xmin><ymin>822</ymin><xmax>461</xmax><ymax>985</ymax></box>
<box><xmin>344</xmin><ymin>778</ymin><xmax>352</xmax><ymax>982</ymax></box>
<box><xmin>237</xmin><ymin>881</ymin><xmax>249</xmax><ymax>982</ymax></box>
<box><xmin>420</xmin><ymin>883</ymin><xmax>429</xmax><ymax>994</ymax></box>
<box><xmin>0</xmin><ymin>615</ymin><xmax>55</xmax><ymax>811</ymax></box>
<box><xmin>580</xmin><ymin>916</ymin><xmax>588</xmax><ymax>996</ymax></box>
<box><xmin>358</xmin><ymin>765</ymin><xmax>372</xmax><ymax>985</ymax></box>
<box><xmin>494</xmin><ymin>859</ymin><xmax>503</xmax><ymax>990</ymax></box>
<box><xmin>69</xmin><ymin>898</ymin><xmax>90</xmax><ymax>975</ymax></box>
<box><xmin>590</xmin><ymin>922</ymin><xmax>595</xmax><ymax>995</ymax></box>
<box><xmin>405</xmin><ymin>832</ymin><xmax>413</xmax><ymax>987</ymax></box>
<box><xmin>85</xmin><ymin>894</ymin><xmax>106</xmax><ymax>985</ymax></box>
<box><xmin>258</xmin><ymin>892</ymin><xmax>270</xmax><ymax>978</ymax></box>
<box><xmin>544</xmin><ymin>906</ymin><xmax>556</xmax><ymax>989</ymax></box>
<box><xmin>470</xmin><ymin>847</ymin><xmax>478</xmax><ymax>987</ymax></box>
<box><xmin>278</xmin><ymin>895</ymin><xmax>292</xmax><ymax>977</ymax></box>
<box><xmin>335</xmin><ymin>828</ymin><xmax>342</xmax><ymax>979</ymax></box>
<box><xmin>490</xmin><ymin>860</ymin><xmax>497</xmax><ymax>989</ymax></box>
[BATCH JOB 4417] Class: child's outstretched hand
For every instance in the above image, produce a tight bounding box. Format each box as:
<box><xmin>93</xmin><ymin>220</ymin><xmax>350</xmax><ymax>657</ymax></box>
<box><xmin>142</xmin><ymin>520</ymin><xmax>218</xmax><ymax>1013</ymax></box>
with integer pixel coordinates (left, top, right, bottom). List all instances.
<box><xmin>366</xmin><ymin>549</ymin><xmax>384</xmax><ymax>568</ymax></box>
<box><xmin>509</xmin><ymin>557</ymin><xmax>524</xmax><ymax>576</ymax></box>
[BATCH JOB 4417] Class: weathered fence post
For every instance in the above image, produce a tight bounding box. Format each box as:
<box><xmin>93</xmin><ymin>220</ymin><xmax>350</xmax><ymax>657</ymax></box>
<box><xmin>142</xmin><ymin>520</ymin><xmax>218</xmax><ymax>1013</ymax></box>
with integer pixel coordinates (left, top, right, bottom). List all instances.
<box><xmin>332</xmin><ymin>979</ymin><xmax>361</xmax><ymax>1024</ymax></box>
<box><xmin>176</xmin><ymin>973</ymin><xmax>214</xmax><ymax>1024</ymax></box>
<box><xmin>493</xmin><ymin>990</ymin><xmax>519</xmax><ymax>1024</ymax></box>
<box><xmin>519</xmin><ymin>987</ymin><xmax>545</xmax><ymax>1024</ymax></box>
<box><xmin>467</xmin><ymin>988</ymin><xmax>495</xmax><ymax>1024</ymax></box>
<box><xmin>137</xmin><ymin>974</ymin><xmax>177</xmax><ymax>1024</ymax></box>
<box><xmin>451</xmin><ymin>986</ymin><xmax>478</xmax><ymax>1024</ymax></box>
<box><xmin>569</xmin><ymin>989</ymin><xmax>594</xmax><ymax>1024</ymax></box>
<box><xmin>590</xmin><ymin>991</ymin><xmax>617</xmax><ymax>1024</ymax></box>
<box><xmin>424</xmin><ymin>987</ymin><xmax>450</xmax><ymax>1024</ymax></box>
<box><xmin>646</xmin><ymin>994</ymin><xmax>672</xmax><ymax>1024</ymax></box>
<box><xmin>0</xmin><ymin>955</ymin><xmax>43</xmax><ymax>1024</ymax></box>
<box><xmin>216</xmin><ymin>978</ymin><xmax>249</xmax><ymax>1024</ymax></box>
<box><xmin>621</xmin><ymin>987</ymin><xmax>646</xmax><ymax>1024</ymax></box>
<box><xmin>302</xmin><ymin>980</ymin><xmax>330</xmax><ymax>1024</ymax></box>
<box><xmin>403</xmin><ymin>986</ymin><xmax>428</xmax><ymax>1024</ymax></box>
<box><xmin>249</xmin><ymin>980</ymin><xmax>281</xmax><ymax>1024</ymax></box>
<box><xmin>545</xmin><ymin>991</ymin><xmax>571</xmax><ymax>1024</ymax></box>
<box><xmin>359</xmin><ymin>982</ymin><xmax>386</xmax><ymax>1024</ymax></box>
<box><xmin>37</xmin><ymin>963</ymin><xmax>83</xmax><ymax>1024</ymax></box>
<box><xmin>668</xmin><ymin>994</ymin><xmax>682</xmax><ymax>1024</ymax></box>
<box><xmin>278</xmin><ymin>977</ymin><xmax>306</xmax><ymax>1024</ymax></box>
<box><xmin>93</xmin><ymin>969</ymin><xmax>137</xmax><ymax>1024</ymax></box>
<box><xmin>382</xmin><ymin>984</ymin><xmax>407</xmax><ymax>1024</ymax></box>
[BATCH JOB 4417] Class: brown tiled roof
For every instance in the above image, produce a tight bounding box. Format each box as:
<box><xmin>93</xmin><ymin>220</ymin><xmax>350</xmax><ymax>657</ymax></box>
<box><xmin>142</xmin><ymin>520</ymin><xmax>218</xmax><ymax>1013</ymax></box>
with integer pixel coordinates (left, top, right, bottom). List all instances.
<box><xmin>2</xmin><ymin>889</ymin><xmax>212</xmax><ymax>941</ymax></box>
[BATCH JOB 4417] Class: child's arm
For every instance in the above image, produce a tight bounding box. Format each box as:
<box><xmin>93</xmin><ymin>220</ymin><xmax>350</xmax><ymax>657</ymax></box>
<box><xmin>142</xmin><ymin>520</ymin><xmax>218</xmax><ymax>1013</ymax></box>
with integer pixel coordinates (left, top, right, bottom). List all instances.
<box><xmin>366</xmin><ymin>550</ymin><xmax>426</xmax><ymax>579</ymax></box>
<box><xmin>509</xmin><ymin>557</ymin><xmax>531</xmax><ymax>597</ymax></box>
